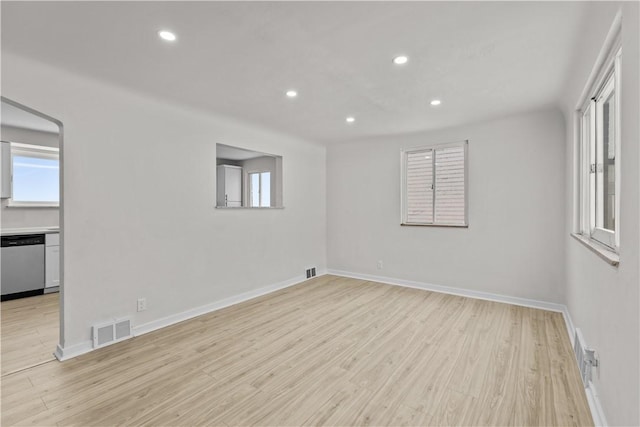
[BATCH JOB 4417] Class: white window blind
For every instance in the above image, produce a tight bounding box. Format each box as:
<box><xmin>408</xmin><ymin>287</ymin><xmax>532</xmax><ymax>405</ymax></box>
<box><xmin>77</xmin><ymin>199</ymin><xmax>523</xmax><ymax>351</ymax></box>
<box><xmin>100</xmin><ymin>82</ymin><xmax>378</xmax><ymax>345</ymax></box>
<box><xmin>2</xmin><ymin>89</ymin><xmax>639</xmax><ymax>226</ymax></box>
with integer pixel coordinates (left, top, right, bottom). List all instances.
<box><xmin>406</xmin><ymin>149</ymin><xmax>433</xmax><ymax>224</ymax></box>
<box><xmin>402</xmin><ymin>141</ymin><xmax>467</xmax><ymax>226</ymax></box>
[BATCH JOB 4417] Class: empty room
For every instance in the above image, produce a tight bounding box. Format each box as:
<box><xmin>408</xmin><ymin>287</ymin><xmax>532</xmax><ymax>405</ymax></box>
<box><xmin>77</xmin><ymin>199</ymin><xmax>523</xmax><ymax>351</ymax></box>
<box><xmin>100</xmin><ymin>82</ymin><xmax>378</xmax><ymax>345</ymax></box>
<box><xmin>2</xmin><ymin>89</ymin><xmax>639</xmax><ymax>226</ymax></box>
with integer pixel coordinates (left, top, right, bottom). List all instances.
<box><xmin>1</xmin><ymin>1</ymin><xmax>638</xmax><ymax>426</ymax></box>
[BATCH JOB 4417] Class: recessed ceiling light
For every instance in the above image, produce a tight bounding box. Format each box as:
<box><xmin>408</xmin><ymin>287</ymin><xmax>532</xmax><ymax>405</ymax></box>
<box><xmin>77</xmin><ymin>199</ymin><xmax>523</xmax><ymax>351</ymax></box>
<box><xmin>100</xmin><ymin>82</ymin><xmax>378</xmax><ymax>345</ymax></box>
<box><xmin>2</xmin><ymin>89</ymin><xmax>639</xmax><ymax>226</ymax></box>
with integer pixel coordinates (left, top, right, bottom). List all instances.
<box><xmin>158</xmin><ymin>30</ymin><xmax>177</xmax><ymax>42</ymax></box>
<box><xmin>430</xmin><ymin>99</ymin><xmax>442</xmax><ymax>106</ymax></box>
<box><xmin>346</xmin><ymin>116</ymin><xmax>355</xmax><ymax>123</ymax></box>
<box><xmin>286</xmin><ymin>90</ymin><xmax>298</xmax><ymax>98</ymax></box>
<box><xmin>393</xmin><ymin>55</ymin><xmax>409</xmax><ymax>65</ymax></box>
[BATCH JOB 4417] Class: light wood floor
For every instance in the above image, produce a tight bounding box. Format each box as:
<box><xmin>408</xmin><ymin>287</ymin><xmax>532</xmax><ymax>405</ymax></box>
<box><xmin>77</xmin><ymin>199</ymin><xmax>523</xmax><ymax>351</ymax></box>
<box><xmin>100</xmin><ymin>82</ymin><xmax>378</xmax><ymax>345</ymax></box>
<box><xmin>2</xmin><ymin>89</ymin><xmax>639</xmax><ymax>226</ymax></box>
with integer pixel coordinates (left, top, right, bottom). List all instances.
<box><xmin>1</xmin><ymin>293</ymin><xmax>59</xmax><ymax>376</ymax></box>
<box><xmin>1</xmin><ymin>276</ymin><xmax>592</xmax><ymax>426</ymax></box>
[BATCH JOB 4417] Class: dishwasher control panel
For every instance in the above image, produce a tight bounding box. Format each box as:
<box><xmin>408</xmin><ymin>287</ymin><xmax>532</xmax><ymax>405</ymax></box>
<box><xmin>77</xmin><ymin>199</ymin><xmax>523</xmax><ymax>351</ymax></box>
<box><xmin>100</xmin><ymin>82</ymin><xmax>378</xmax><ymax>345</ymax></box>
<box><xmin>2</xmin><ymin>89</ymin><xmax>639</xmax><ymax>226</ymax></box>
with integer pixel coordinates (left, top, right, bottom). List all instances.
<box><xmin>1</xmin><ymin>234</ymin><xmax>45</xmax><ymax>247</ymax></box>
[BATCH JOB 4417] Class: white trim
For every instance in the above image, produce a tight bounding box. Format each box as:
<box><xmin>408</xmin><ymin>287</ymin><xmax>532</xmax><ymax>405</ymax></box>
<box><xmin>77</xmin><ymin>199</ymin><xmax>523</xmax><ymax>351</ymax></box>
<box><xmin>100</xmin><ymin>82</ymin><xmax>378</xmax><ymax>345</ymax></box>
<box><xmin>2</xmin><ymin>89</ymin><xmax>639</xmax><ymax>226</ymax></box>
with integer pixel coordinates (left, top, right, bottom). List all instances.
<box><xmin>327</xmin><ymin>269</ymin><xmax>565</xmax><ymax>312</ymax></box>
<box><xmin>215</xmin><ymin>206</ymin><xmax>284</xmax><ymax>210</ymax></box>
<box><xmin>563</xmin><ymin>312</ymin><xmax>607</xmax><ymax>426</ymax></box>
<box><xmin>585</xmin><ymin>380</ymin><xmax>608</xmax><ymax>427</ymax></box>
<box><xmin>575</xmin><ymin>10</ymin><xmax>622</xmax><ymax>111</ymax></box>
<box><xmin>561</xmin><ymin>305</ymin><xmax>576</xmax><ymax>348</ymax></box>
<box><xmin>613</xmin><ymin>49</ymin><xmax>621</xmax><ymax>249</ymax></box>
<box><xmin>578</xmin><ymin>231</ymin><xmax>619</xmax><ymax>265</ymax></box>
<box><xmin>572</xmin><ymin>110</ymin><xmax>582</xmax><ymax>234</ymax></box>
<box><xmin>54</xmin><ymin>341</ymin><xmax>93</xmax><ymax>361</ymax></box>
<box><xmin>6</xmin><ymin>201</ymin><xmax>59</xmax><ymax>208</ymax></box>
<box><xmin>133</xmin><ymin>273</ymin><xmax>311</xmax><ymax>337</ymax></box>
<box><xmin>52</xmin><ymin>272</ymin><xmax>322</xmax><ymax>361</ymax></box>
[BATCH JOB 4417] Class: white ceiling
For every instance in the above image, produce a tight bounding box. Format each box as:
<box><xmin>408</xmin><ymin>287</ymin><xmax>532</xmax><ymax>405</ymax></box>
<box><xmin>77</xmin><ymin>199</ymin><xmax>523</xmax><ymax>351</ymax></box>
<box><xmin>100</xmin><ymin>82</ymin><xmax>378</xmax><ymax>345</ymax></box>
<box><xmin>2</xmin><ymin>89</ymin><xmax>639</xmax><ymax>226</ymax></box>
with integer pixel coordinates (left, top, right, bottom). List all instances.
<box><xmin>1</xmin><ymin>1</ymin><xmax>587</xmax><ymax>144</ymax></box>
<box><xmin>1</xmin><ymin>101</ymin><xmax>60</xmax><ymax>134</ymax></box>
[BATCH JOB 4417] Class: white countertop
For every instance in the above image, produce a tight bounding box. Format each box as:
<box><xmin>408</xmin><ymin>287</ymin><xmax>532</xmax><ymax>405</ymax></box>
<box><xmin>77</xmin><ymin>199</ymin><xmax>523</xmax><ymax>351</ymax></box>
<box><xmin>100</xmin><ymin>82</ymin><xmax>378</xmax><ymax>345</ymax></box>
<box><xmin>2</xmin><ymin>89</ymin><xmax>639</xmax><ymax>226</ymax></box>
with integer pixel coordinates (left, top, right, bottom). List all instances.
<box><xmin>1</xmin><ymin>227</ymin><xmax>60</xmax><ymax>236</ymax></box>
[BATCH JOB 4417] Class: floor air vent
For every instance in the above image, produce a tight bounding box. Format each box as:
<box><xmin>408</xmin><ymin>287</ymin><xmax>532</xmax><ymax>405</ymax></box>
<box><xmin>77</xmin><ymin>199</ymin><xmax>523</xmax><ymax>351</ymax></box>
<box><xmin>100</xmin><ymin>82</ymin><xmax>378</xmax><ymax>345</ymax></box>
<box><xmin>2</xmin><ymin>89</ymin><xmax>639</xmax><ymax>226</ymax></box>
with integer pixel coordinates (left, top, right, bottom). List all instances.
<box><xmin>93</xmin><ymin>318</ymin><xmax>132</xmax><ymax>349</ymax></box>
<box><xmin>574</xmin><ymin>328</ymin><xmax>598</xmax><ymax>386</ymax></box>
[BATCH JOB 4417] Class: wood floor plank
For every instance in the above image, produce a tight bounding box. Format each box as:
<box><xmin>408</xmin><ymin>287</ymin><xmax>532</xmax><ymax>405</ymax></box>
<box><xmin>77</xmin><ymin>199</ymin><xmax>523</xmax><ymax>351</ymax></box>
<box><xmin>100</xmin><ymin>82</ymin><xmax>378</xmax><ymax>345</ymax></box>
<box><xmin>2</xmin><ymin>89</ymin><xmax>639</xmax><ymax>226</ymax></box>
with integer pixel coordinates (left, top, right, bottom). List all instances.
<box><xmin>137</xmin><ymin>380</ymin><xmax>258</xmax><ymax>426</ymax></box>
<box><xmin>446</xmin><ymin>299</ymin><xmax>501</xmax><ymax>398</ymax></box>
<box><xmin>426</xmin><ymin>388</ymin><xmax>477</xmax><ymax>426</ymax></box>
<box><xmin>1</xmin><ymin>293</ymin><xmax>59</xmax><ymax>376</ymax></box>
<box><xmin>300</xmin><ymin>381</ymin><xmax>373</xmax><ymax>427</ymax></box>
<box><xmin>1</xmin><ymin>275</ymin><xmax>593</xmax><ymax>426</ymax></box>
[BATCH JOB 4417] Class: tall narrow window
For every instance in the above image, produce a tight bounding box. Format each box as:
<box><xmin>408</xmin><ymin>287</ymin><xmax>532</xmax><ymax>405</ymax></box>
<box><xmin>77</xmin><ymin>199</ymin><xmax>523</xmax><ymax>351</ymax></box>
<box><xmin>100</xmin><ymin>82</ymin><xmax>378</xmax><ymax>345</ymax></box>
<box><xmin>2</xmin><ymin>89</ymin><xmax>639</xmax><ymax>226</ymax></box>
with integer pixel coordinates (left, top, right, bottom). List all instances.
<box><xmin>595</xmin><ymin>74</ymin><xmax>616</xmax><ymax>234</ymax></box>
<box><xmin>401</xmin><ymin>141</ymin><xmax>468</xmax><ymax>226</ymax></box>
<box><xmin>578</xmin><ymin>41</ymin><xmax>620</xmax><ymax>250</ymax></box>
<box><xmin>249</xmin><ymin>171</ymin><xmax>271</xmax><ymax>208</ymax></box>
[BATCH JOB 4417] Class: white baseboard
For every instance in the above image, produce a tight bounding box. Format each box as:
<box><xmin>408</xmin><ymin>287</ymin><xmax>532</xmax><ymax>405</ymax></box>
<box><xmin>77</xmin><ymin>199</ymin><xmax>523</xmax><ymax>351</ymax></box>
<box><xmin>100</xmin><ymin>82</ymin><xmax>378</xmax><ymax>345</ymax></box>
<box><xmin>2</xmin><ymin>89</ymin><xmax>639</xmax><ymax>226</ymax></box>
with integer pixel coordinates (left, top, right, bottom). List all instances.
<box><xmin>562</xmin><ymin>305</ymin><xmax>577</xmax><ymax>347</ymax></box>
<box><xmin>54</xmin><ymin>341</ymin><xmax>93</xmax><ymax>361</ymax></box>
<box><xmin>54</xmin><ymin>272</ymin><xmax>321</xmax><ymax>361</ymax></box>
<box><xmin>327</xmin><ymin>269</ymin><xmax>566</xmax><ymax>312</ymax></box>
<box><xmin>327</xmin><ymin>269</ymin><xmax>607</xmax><ymax>426</ymax></box>
<box><xmin>132</xmin><ymin>273</ymin><xmax>313</xmax><ymax>337</ymax></box>
<box><xmin>562</xmin><ymin>313</ymin><xmax>607</xmax><ymax>426</ymax></box>
<box><xmin>585</xmin><ymin>380</ymin><xmax>608</xmax><ymax>426</ymax></box>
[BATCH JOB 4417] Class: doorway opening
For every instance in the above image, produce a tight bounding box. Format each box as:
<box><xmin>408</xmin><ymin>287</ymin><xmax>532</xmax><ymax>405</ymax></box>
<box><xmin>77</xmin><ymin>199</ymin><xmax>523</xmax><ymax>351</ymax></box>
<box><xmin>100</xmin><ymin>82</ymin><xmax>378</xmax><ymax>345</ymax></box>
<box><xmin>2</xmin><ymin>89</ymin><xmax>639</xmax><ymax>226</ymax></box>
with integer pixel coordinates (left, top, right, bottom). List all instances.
<box><xmin>1</xmin><ymin>97</ymin><xmax>64</xmax><ymax>374</ymax></box>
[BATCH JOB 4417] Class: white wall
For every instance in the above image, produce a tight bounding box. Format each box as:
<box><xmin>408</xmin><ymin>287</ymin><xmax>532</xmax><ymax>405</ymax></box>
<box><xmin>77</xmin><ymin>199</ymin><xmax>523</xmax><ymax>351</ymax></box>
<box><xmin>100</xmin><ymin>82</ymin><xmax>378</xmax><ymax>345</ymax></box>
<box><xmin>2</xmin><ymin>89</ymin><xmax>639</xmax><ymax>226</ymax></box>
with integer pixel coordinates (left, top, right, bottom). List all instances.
<box><xmin>0</xmin><ymin>125</ymin><xmax>60</xmax><ymax>229</ymax></box>
<box><xmin>561</xmin><ymin>2</ymin><xmax>639</xmax><ymax>426</ymax></box>
<box><xmin>327</xmin><ymin>109</ymin><xmax>566</xmax><ymax>303</ymax></box>
<box><xmin>1</xmin><ymin>51</ymin><xmax>327</xmax><ymax>351</ymax></box>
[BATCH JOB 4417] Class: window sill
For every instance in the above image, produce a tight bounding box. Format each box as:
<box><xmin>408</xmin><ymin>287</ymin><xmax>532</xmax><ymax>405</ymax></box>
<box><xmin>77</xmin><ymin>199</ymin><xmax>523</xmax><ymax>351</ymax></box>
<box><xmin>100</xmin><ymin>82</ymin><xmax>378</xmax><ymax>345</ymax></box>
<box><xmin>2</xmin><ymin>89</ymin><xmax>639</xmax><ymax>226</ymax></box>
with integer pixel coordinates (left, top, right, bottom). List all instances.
<box><xmin>401</xmin><ymin>223</ymin><xmax>468</xmax><ymax>228</ymax></box>
<box><xmin>570</xmin><ymin>233</ymin><xmax>619</xmax><ymax>267</ymax></box>
<box><xmin>215</xmin><ymin>206</ymin><xmax>285</xmax><ymax>209</ymax></box>
<box><xmin>5</xmin><ymin>201</ymin><xmax>59</xmax><ymax>208</ymax></box>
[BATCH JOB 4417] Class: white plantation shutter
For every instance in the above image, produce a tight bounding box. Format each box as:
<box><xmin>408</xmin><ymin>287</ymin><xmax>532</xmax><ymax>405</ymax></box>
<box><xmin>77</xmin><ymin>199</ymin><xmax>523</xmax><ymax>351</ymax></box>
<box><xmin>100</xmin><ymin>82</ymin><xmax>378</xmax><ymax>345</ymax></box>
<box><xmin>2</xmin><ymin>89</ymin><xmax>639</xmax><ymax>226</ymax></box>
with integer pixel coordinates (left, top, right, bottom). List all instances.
<box><xmin>402</xmin><ymin>141</ymin><xmax>467</xmax><ymax>226</ymax></box>
<box><xmin>406</xmin><ymin>149</ymin><xmax>433</xmax><ymax>223</ymax></box>
<box><xmin>434</xmin><ymin>146</ymin><xmax>466</xmax><ymax>225</ymax></box>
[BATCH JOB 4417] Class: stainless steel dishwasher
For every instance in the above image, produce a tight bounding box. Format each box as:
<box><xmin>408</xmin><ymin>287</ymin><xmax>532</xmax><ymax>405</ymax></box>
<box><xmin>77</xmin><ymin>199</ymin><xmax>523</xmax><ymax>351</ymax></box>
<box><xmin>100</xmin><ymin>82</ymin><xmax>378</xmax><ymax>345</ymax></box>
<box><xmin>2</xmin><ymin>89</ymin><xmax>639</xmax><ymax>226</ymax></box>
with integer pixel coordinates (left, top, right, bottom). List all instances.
<box><xmin>1</xmin><ymin>234</ymin><xmax>45</xmax><ymax>300</ymax></box>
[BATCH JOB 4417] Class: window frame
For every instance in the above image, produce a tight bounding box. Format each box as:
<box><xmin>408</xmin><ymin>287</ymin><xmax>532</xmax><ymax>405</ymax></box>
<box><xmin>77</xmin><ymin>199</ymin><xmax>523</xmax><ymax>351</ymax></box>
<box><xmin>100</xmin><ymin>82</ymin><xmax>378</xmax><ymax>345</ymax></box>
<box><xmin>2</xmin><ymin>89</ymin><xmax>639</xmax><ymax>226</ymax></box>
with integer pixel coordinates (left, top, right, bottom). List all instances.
<box><xmin>400</xmin><ymin>140</ymin><xmax>468</xmax><ymax>227</ymax></box>
<box><xmin>8</xmin><ymin>142</ymin><xmax>60</xmax><ymax>207</ymax></box>
<box><xmin>577</xmin><ymin>36</ymin><xmax>621</xmax><ymax>251</ymax></box>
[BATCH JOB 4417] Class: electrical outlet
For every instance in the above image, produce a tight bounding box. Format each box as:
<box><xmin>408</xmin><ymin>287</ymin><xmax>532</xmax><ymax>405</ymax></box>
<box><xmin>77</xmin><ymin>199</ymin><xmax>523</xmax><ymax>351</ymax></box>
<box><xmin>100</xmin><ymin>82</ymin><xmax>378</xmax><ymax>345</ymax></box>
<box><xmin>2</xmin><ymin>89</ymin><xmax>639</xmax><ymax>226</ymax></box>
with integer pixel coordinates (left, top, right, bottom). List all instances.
<box><xmin>306</xmin><ymin>269</ymin><xmax>311</xmax><ymax>279</ymax></box>
<box><xmin>377</xmin><ymin>260</ymin><xmax>383</xmax><ymax>269</ymax></box>
<box><xmin>137</xmin><ymin>298</ymin><xmax>147</xmax><ymax>312</ymax></box>
<box><xmin>311</xmin><ymin>267</ymin><xmax>316</xmax><ymax>277</ymax></box>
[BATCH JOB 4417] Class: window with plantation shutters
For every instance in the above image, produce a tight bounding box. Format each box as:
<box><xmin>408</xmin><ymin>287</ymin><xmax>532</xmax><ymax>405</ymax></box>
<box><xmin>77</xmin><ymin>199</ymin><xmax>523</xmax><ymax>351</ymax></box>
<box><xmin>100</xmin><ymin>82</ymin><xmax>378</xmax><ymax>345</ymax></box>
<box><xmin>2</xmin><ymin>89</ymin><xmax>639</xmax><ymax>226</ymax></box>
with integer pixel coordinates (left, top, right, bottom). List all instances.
<box><xmin>401</xmin><ymin>141</ymin><xmax>468</xmax><ymax>226</ymax></box>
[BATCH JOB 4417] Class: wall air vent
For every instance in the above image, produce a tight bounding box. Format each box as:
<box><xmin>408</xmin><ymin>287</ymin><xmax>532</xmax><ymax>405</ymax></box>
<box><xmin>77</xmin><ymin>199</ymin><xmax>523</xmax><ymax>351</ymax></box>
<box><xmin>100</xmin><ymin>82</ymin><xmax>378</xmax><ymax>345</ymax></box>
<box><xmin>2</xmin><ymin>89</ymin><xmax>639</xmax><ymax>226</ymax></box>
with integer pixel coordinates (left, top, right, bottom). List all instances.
<box><xmin>92</xmin><ymin>318</ymin><xmax>132</xmax><ymax>349</ymax></box>
<box><xmin>574</xmin><ymin>328</ymin><xmax>598</xmax><ymax>386</ymax></box>
<box><xmin>305</xmin><ymin>267</ymin><xmax>317</xmax><ymax>279</ymax></box>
